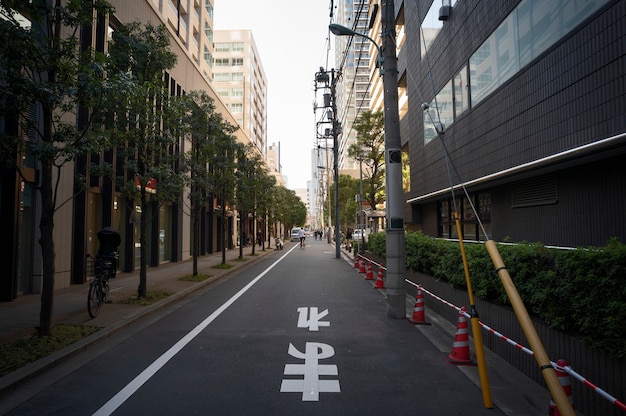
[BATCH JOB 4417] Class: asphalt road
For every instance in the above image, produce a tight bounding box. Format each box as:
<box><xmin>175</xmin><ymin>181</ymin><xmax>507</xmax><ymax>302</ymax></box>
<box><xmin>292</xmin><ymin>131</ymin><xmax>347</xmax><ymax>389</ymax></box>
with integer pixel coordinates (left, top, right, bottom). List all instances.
<box><xmin>3</xmin><ymin>239</ymin><xmax>505</xmax><ymax>416</ymax></box>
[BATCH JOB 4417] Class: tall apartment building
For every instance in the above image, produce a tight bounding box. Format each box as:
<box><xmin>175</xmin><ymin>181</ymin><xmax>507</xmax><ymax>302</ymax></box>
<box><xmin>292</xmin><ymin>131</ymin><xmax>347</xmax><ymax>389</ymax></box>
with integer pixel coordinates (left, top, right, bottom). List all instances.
<box><xmin>213</xmin><ymin>30</ymin><xmax>268</xmax><ymax>157</ymax></box>
<box><xmin>148</xmin><ymin>0</ymin><xmax>216</xmax><ymax>82</ymax></box>
<box><xmin>366</xmin><ymin>0</ymin><xmax>407</xmax><ymax>119</ymax></box>
<box><xmin>333</xmin><ymin>0</ymin><xmax>372</xmax><ymax>172</ymax></box>
<box><xmin>0</xmin><ymin>0</ymin><xmax>258</xmax><ymax>300</ymax></box>
<box><xmin>266</xmin><ymin>142</ymin><xmax>285</xmax><ymax>187</ymax></box>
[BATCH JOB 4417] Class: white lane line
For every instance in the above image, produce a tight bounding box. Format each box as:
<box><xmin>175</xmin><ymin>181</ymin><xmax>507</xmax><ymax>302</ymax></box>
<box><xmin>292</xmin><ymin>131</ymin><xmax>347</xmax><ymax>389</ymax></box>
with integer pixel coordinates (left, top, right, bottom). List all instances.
<box><xmin>92</xmin><ymin>244</ymin><xmax>299</xmax><ymax>416</ymax></box>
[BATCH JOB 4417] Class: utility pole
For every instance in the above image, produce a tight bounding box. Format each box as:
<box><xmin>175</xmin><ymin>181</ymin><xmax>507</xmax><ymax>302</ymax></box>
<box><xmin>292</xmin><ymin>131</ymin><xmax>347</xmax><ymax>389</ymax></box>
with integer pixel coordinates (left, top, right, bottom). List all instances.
<box><xmin>314</xmin><ymin>68</ymin><xmax>341</xmax><ymax>258</ymax></box>
<box><xmin>381</xmin><ymin>0</ymin><xmax>406</xmax><ymax>318</ymax></box>
<box><xmin>330</xmin><ymin>69</ymin><xmax>341</xmax><ymax>259</ymax></box>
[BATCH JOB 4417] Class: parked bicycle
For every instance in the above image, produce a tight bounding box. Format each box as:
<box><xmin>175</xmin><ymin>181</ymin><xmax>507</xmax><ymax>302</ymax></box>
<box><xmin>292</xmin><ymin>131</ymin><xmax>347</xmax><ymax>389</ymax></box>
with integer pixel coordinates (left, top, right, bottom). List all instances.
<box><xmin>86</xmin><ymin>252</ymin><xmax>118</xmax><ymax>318</ymax></box>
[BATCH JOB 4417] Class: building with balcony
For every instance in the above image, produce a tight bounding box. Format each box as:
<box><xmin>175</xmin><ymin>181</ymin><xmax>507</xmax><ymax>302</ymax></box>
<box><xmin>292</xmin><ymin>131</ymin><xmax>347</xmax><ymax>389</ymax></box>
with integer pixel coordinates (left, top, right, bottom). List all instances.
<box><xmin>213</xmin><ymin>30</ymin><xmax>268</xmax><ymax>157</ymax></box>
<box><xmin>333</xmin><ymin>0</ymin><xmax>373</xmax><ymax>172</ymax></box>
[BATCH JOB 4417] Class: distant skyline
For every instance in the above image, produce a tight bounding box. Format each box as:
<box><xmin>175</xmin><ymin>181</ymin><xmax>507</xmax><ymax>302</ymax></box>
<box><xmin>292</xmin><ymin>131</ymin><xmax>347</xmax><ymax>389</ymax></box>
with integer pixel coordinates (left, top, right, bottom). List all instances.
<box><xmin>214</xmin><ymin>0</ymin><xmax>333</xmax><ymax>189</ymax></box>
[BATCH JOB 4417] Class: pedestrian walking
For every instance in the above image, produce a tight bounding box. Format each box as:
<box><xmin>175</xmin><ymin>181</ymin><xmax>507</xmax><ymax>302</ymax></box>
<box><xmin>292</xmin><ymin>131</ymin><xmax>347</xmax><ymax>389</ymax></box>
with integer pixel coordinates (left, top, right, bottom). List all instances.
<box><xmin>298</xmin><ymin>227</ymin><xmax>306</xmax><ymax>248</ymax></box>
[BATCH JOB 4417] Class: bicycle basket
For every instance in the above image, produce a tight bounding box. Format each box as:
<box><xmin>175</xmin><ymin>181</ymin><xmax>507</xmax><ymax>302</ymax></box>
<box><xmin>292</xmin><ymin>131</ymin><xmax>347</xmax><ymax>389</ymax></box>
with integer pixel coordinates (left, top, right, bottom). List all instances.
<box><xmin>96</xmin><ymin>254</ymin><xmax>117</xmax><ymax>279</ymax></box>
<box><xmin>86</xmin><ymin>257</ymin><xmax>96</xmax><ymax>280</ymax></box>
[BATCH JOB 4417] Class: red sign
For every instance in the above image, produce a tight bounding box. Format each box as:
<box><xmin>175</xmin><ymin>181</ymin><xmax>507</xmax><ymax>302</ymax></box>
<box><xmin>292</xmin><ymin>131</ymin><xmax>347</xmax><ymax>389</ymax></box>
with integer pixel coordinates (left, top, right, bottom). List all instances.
<box><xmin>135</xmin><ymin>176</ymin><xmax>157</xmax><ymax>194</ymax></box>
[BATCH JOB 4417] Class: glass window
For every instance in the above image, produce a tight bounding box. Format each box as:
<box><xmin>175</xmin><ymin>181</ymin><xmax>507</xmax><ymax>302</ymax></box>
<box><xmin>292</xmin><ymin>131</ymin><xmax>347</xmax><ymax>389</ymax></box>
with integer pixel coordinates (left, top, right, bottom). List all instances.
<box><xmin>439</xmin><ymin>200</ymin><xmax>451</xmax><ymax>238</ymax></box>
<box><xmin>421</xmin><ymin>1</ymin><xmax>443</xmax><ymax>59</ymax></box>
<box><xmin>232</xmin><ymin>72</ymin><xmax>244</xmax><ymax>81</ymax></box>
<box><xmin>203</xmin><ymin>47</ymin><xmax>212</xmax><ymax>66</ymax></box>
<box><xmin>469</xmin><ymin>0</ymin><xmax>609</xmax><ymax>106</ymax></box>
<box><xmin>495</xmin><ymin>14</ymin><xmax>519</xmax><ymax>81</ymax></box>
<box><xmin>478</xmin><ymin>193</ymin><xmax>491</xmax><ymax>222</ymax></box>
<box><xmin>462</xmin><ymin>196</ymin><xmax>475</xmax><ymax>221</ymax></box>
<box><xmin>228</xmin><ymin>103</ymin><xmax>243</xmax><ymax>113</ymax></box>
<box><xmin>232</xmin><ymin>42</ymin><xmax>244</xmax><ymax>52</ymax></box>
<box><xmin>214</xmin><ymin>58</ymin><xmax>229</xmax><ymax>66</ymax></box>
<box><xmin>214</xmin><ymin>73</ymin><xmax>229</xmax><ymax>82</ymax></box>
<box><xmin>438</xmin><ymin>193</ymin><xmax>490</xmax><ymax>241</ymax></box>
<box><xmin>214</xmin><ymin>42</ymin><xmax>229</xmax><ymax>52</ymax></box>
<box><xmin>159</xmin><ymin>205</ymin><xmax>171</xmax><ymax>262</ymax></box>
<box><xmin>469</xmin><ymin>13</ymin><xmax>519</xmax><ymax>106</ymax></box>
<box><xmin>232</xmin><ymin>58</ymin><xmax>243</xmax><ymax>66</ymax></box>
<box><xmin>453</xmin><ymin>66</ymin><xmax>469</xmax><ymax>117</ymax></box>
<box><xmin>423</xmin><ymin>81</ymin><xmax>453</xmax><ymax>145</ymax></box>
<box><xmin>204</xmin><ymin>23</ymin><xmax>213</xmax><ymax>43</ymax></box>
<box><xmin>204</xmin><ymin>0</ymin><xmax>213</xmax><ymax>19</ymax></box>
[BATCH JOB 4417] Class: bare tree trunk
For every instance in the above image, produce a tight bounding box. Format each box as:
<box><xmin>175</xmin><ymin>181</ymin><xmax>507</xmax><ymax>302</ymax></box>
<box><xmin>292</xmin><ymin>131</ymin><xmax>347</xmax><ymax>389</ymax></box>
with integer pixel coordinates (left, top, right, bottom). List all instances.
<box><xmin>192</xmin><ymin>204</ymin><xmax>199</xmax><ymax>276</ymax></box>
<box><xmin>239</xmin><ymin>211</ymin><xmax>244</xmax><ymax>260</ymax></box>
<box><xmin>38</xmin><ymin>158</ymin><xmax>55</xmax><ymax>336</ymax></box>
<box><xmin>138</xmin><ymin>189</ymin><xmax>148</xmax><ymax>298</ymax></box>
<box><xmin>251</xmin><ymin>211</ymin><xmax>256</xmax><ymax>255</ymax></box>
<box><xmin>221</xmin><ymin>205</ymin><xmax>227</xmax><ymax>265</ymax></box>
<box><xmin>37</xmin><ymin>0</ymin><xmax>62</xmax><ymax>337</ymax></box>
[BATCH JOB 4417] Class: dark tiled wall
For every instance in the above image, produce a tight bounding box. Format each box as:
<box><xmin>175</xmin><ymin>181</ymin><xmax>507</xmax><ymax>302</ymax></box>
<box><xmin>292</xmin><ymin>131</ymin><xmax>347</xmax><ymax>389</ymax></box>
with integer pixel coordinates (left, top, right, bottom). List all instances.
<box><xmin>402</xmin><ymin>0</ymin><xmax>626</xmax><ymax>247</ymax></box>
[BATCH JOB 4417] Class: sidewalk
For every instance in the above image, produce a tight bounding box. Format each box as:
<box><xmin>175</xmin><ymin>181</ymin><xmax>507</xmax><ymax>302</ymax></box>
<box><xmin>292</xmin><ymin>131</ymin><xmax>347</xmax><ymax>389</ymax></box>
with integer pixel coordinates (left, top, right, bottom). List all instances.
<box><xmin>0</xmin><ymin>242</ymin><xmax>278</xmax><ymax>394</ymax></box>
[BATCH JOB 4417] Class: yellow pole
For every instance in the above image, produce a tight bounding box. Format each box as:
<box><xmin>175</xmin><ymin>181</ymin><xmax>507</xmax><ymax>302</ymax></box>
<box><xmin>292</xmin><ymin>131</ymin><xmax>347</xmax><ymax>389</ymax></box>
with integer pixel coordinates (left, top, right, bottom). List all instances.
<box><xmin>454</xmin><ymin>213</ymin><xmax>493</xmax><ymax>408</ymax></box>
<box><xmin>484</xmin><ymin>240</ymin><xmax>575</xmax><ymax>416</ymax></box>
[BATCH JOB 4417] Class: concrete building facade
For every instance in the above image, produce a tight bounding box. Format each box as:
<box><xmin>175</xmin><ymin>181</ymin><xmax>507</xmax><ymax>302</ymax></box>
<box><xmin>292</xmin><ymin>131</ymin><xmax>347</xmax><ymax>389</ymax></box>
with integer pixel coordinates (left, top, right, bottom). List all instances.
<box><xmin>0</xmin><ymin>0</ymin><xmax>264</xmax><ymax>300</ymax></box>
<box><xmin>213</xmin><ymin>30</ymin><xmax>268</xmax><ymax>157</ymax></box>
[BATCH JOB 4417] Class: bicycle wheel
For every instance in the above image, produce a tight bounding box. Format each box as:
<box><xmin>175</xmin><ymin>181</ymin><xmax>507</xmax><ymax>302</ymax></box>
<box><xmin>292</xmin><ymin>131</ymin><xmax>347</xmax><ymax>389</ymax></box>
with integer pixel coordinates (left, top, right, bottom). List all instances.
<box><xmin>87</xmin><ymin>279</ymin><xmax>103</xmax><ymax>318</ymax></box>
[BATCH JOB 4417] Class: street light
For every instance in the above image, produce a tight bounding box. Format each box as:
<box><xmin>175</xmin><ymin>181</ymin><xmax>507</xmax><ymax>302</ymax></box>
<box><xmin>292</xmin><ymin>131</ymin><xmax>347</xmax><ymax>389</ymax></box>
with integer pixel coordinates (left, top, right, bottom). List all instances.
<box><xmin>329</xmin><ymin>24</ymin><xmax>384</xmax><ymax>75</ymax></box>
<box><xmin>329</xmin><ymin>5</ymin><xmax>406</xmax><ymax>319</ymax></box>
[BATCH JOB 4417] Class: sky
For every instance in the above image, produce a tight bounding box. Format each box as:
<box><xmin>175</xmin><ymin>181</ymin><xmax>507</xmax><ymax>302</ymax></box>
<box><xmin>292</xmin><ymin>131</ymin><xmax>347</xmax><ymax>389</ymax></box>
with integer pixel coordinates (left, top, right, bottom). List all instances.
<box><xmin>214</xmin><ymin>0</ymin><xmax>334</xmax><ymax>190</ymax></box>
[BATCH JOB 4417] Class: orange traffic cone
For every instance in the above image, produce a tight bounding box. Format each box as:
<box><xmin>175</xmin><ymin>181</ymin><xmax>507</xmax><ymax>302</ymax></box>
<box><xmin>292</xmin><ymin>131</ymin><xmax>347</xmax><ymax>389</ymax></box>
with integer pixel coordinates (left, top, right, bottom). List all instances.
<box><xmin>359</xmin><ymin>259</ymin><xmax>366</xmax><ymax>273</ymax></box>
<box><xmin>366</xmin><ymin>264</ymin><xmax>378</xmax><ymax>281</ymax></box>
<box><xmin>374</xmin><ymin>267</ymin><xmax>385</xmax><ymax>289</ymax></box>
<box><xmin>377</xmin><ymin>266</ymin><xmax>384</xmax><ymax>280</ymax></box>
<box><xmin>408</xmin><ymin>285</ymin><xmax>431</xmax><ymax>325</ymax></box>
<box><xmin>548</xmin><ymin>359</ymin><xmax>574</xmax><ymax>416</ymax></box>
<box><xmin>446</xmin><ymin>307</ymin><xmax>473</xmax><ymax>365</ymax></box>
<box><xmin>354</xmin><ymin>256</ymin><xmax>360</xmax><ymax>269</ymax></box>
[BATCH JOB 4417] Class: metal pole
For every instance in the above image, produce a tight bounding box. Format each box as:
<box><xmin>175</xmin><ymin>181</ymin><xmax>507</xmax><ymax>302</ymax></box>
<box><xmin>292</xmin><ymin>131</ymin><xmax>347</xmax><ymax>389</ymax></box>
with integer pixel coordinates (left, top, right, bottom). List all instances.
<box><xmin>359</xmin><ymin>156</ymin><xmax>364</xmax><ymax>255</ymax></box>
<box><xmin>381</xmin><ymin>0</ymin><xmax>406</xmax><ymax>318</ymax></box>
<box><xmin>326</xmin><ymin>144</ymin><xmax>331</xmax><ymax>243</ymax></box>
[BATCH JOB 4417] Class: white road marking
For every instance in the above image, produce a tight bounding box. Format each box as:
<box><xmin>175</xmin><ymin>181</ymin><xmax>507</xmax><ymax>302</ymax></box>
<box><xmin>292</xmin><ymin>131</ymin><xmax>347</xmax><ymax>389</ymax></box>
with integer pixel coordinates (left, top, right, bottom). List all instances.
<box><xmin>280</xmin><ymin>342</ymin><xmax>340</xmax><ymax>401</ymax></box>
<box><xmin>297</xmin><ymin>307</ymin><xmax>330</xmax><ymax>331</ymax></box>
<box><xmin>92</xmin><ymin>244</ymin><xmax>299</xmax><ymax>416</ymax></box>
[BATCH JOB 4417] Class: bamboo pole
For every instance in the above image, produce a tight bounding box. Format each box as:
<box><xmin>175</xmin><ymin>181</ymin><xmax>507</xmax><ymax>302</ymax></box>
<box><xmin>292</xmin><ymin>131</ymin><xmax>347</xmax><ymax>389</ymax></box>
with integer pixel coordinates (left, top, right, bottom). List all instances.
<box><xmin>454</xmin><ymin>213</ymin><xmax>493</xmax><ymax>408</ymax></box>
<box><xmin>484</xmin><ymin>240</ymin><xmax>574</xmax><ymax>416</ymax></box>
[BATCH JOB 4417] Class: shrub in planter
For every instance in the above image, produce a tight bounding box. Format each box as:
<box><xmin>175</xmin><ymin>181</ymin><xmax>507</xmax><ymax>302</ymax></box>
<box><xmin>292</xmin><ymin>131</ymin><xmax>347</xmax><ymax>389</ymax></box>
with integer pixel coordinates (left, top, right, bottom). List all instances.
<box><xmin>370</xmin><ymin>231</ymin><xmax>626</xmax><ymax>358</ymax></box>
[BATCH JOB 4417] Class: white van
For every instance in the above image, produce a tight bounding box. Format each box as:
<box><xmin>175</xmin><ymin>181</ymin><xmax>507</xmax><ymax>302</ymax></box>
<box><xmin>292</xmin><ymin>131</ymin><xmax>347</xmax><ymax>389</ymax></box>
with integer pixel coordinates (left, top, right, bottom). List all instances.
<box><xmin>290</xmin><ymin>228</ymin><xmax>301</xmax><ymax>242</ymax></box>
<box><xmin>353</xmin><ymin>229</ymin><xmax>368</xmax><ymax>242</ymax></box>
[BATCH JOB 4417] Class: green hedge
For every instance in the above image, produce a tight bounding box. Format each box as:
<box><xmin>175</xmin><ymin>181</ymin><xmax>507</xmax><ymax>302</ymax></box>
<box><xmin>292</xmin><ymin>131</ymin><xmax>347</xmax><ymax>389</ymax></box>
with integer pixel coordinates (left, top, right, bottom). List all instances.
<box><xmin>367</xmin><ymin>231</ymin><xmax>626</xmax><ymax>358</ymax></box>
